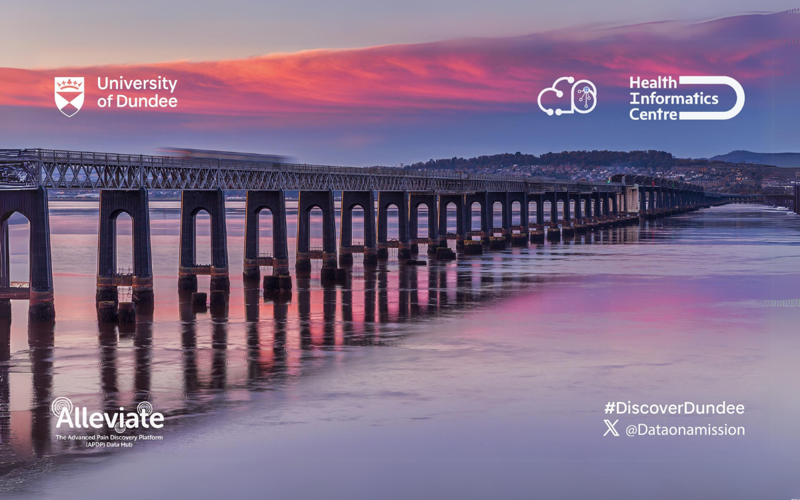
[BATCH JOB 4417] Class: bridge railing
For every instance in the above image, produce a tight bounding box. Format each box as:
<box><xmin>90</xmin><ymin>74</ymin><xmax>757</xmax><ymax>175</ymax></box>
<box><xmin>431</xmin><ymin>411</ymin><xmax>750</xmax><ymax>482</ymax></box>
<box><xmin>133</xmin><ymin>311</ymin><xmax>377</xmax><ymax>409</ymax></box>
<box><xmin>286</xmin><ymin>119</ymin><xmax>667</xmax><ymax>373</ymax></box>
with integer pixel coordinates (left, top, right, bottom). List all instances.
<box><xmin>0</xmin><ymin>150</ymin><xmax>38</xmax><ymax>188</ymax></box>
<box><xmin>29</xmin><ymin>148</ymin><xmax>550</xmax><ymax>183</ymax></box>
<box><xmin>0</xmin><ymin>148</ymin><xmax>705</xmax><ymax>194</ymax></box>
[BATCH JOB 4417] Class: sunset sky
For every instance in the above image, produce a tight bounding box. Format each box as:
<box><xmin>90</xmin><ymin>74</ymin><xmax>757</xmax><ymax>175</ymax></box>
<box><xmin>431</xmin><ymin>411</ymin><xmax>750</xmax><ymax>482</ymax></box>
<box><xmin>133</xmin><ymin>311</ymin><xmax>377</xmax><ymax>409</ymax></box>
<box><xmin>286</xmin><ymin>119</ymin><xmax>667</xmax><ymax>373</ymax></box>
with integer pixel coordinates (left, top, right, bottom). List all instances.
<box><xmin>0</xmin><ymin>2</ymin><xmax>798</xmax><ymax>165</ymax></box>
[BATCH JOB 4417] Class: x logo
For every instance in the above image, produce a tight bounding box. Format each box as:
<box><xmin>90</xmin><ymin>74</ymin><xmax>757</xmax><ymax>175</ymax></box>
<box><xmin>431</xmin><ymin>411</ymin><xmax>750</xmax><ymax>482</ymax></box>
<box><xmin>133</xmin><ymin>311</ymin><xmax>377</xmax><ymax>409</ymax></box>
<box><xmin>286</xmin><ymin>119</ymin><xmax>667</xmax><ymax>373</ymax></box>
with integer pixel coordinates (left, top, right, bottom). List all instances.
<box><xmin>603</xmin><ymin>419</ymin><xmax>619</xmax><ymax>437</ymax></box>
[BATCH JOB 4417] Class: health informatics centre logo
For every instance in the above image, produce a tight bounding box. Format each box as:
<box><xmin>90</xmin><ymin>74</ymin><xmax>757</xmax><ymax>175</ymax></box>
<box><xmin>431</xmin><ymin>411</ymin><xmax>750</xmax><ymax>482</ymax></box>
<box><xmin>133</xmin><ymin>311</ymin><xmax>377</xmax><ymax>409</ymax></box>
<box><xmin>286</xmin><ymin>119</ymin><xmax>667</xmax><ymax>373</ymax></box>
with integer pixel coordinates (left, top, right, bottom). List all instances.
<box><xmin>537</xmin><ymin>74</ymin><xmax>745</xmax><ymax>121</ymax></box>
<box><xmin>54</xmin><ymin>77</ymin><xmax>84</xmax><ymax>117</ymax></box>
<box><xmin>538</xmin><ymin>76</ymin><xmax>597</xmax><ymax>116</ymax></box>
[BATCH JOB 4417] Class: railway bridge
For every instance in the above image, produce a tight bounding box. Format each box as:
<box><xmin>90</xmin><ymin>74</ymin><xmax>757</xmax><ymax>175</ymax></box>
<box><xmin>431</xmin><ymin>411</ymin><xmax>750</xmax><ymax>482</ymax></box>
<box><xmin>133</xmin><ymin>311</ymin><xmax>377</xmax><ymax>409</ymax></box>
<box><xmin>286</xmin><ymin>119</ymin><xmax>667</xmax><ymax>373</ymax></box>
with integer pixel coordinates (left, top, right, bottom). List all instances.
<box><xmin>0</xmin><ymin>148</ymin><xmax>748</xmax><ymax>322</ymax></box>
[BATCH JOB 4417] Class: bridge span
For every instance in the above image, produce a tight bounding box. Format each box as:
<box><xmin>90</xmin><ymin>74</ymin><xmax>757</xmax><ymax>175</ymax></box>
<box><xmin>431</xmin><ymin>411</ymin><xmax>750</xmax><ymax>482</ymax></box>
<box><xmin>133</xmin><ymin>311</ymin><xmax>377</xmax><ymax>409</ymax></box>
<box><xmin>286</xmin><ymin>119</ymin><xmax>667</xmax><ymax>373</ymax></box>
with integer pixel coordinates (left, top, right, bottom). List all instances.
<box><xmin>0</xmin><ymin>148</ymin><xmax>754</xmax><ymax>323</ymax></box>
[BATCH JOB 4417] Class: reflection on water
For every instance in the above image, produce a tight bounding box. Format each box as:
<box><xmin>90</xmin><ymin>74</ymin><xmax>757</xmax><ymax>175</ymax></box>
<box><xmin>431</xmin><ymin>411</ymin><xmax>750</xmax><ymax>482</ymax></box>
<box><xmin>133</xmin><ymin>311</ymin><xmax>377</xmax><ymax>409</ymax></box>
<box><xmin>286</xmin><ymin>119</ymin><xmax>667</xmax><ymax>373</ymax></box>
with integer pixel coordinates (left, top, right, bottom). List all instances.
<box><xmin>0</xmin><ymin>203</ymin><xmax>799</xmax><ymax>497</ymax></box>
<box><xmin>0</xmin><ymin>256</ymin><xmax>550</xmax><ymax>472</ymax></box>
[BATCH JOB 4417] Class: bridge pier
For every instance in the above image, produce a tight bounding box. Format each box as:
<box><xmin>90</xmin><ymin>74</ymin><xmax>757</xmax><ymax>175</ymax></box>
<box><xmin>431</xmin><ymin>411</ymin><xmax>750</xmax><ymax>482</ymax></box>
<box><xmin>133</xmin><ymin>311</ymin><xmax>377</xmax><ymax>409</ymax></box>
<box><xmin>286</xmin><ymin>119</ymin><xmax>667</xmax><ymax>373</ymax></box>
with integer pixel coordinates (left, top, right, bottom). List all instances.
<box><xmin>649</xmin><ymin>187</ymin><xmax>659</xmax><ymax>218</ymax></box>
<box><xmin>377</xmin><ymin>191</ymin><xmax>411</xmax><ymax>260</ymax></box>
<box><xmin>0</xmin><ymin>187</ymin><xmax>55</xmax><ymax>322</ymax></box>
<box><xmin>243</xmin><ymin>190</ymin><xmax>291</xmax><ymax>291</ymax></box>
<box><xmin>560</xmin><ymin>191</ymin><xmax>575</xmax><ymax>237</ymax></box>
<box><xmin>178</xmin><ymin>189</ymin><xmax>229</xmax><ymax>292</ymax></box>
<box><xmin>486</xmin><ymin>191</ymin><xmax>512</xmax><ymax>247</ymax></box>
<box><xmin>528</xmin><ymin>193</ymin><xmax>545</xmax><ymax>243</ymax></box>
<box><xmin>464</xmin><ymin>192</ymin><xmax>489</xmax><ymax>245</ymax></box>
<box><xmin>296</xmin><ymin>190</ymin><xmax>337</xmax><ymax>279</ymax></box>
<box><xmin>562</xmin><ymin>191</ymin><xmax>572</xmax><ymax>222</ymax></box>
<box><xmin>438</xmin><ymin>194</ymin><xmax>465</xmax><ymax>251</ymax></box>
<box><xmin>655</xmin><ymin>188</ymin><xmax>666</xmax><ymax>217</ymax></box>
<box><xmin>543</xmin><ymin>192</ymin><xmax>560</xmax><ymax>241</ymax></box>
<box><xmin>572</xmin><ymin>193</ymin><xmax>586</xmax><ymax>233</ymax></box>
<box><xmin>591</xmin><ymin>192</ymin><xmax>600</xmax><ymax>218</ymax></box>
<box><xmin>96</xmin><ymin>188</ymin><xmax>154</xmax><ymax>305</ymax></box>
<box><xmin>532</xmin><ymin>194</ymin><xmax>545</xmax><ymax>226</ymax></box>
<box><xmin>586</xmin><ymin>193</ymin><xmax>598</xmax><ymax>229</ymax></box>
<box><xmin>508</xmin><ymin>192</ymin><xmax>528</xmax><ymax>246</ymax></box>
<box><xmin>409</xmin><ymin>194</ymin><xmax>439</xmax><ymax>255</ymax></box>
<box><xmin>639</xmin><ymin>189</ymin><xmax>647</xmax><ymax>218</ymax></box>
<box><xmin>340</xmin><ymin>191</ymin><xmax>377</xmax><ymax>267</ymax></box>
<box><xmin>0</xmin><ymin>219</ymin><xmax>9</xmax><ymax>320</ymax></box>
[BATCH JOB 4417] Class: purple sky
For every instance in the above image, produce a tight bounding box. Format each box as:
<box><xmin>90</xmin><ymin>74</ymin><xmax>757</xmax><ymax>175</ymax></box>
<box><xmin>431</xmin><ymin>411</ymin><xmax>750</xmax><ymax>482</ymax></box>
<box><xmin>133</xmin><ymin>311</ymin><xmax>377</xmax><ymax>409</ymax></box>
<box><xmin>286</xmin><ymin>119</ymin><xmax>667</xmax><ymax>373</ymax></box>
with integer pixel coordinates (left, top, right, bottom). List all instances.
<box><xmin>1</xmin><ymin>4</ymin><xmax>798</xmax><ymax>165</ymax></box>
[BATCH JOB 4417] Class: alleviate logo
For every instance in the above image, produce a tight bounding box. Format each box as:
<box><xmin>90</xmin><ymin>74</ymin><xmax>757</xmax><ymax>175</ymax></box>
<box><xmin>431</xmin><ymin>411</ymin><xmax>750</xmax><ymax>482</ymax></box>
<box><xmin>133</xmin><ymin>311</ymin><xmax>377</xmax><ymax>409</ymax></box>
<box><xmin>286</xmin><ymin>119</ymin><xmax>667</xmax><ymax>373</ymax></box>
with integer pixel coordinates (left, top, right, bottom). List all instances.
<box><xmin>54</xmin><ymin>77</ymin><xmax>84</xmax><ymax>117</ymax></box>
<box><xmin>51</xmin><ymin>396</ymin><xmax>164</xmax><ymax>433</ymax></box>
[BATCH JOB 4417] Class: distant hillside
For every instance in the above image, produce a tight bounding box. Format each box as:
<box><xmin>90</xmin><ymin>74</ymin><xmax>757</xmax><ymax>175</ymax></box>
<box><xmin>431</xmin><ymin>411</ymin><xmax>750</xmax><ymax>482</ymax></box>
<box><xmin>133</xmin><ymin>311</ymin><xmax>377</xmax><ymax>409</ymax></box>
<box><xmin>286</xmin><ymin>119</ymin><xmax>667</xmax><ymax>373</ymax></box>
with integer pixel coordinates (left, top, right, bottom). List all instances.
<box><xmin>406</xmin><ymin>150</ymin><xmax>681</xmax><ymax>171</ymax></box>
<box><xmin>399</xmin><ymin>150</ymin><xmax>796</xmax><ymax>194</ymax></box>
<box><xmin>403</xmin><ymin>150</ymin><xmax>747</xmax><ymax>172</ymax></box>
<box><xmin>709</xmin><ymin>150</ymin><xmax>800</xmax><ymax>168</ymax></box>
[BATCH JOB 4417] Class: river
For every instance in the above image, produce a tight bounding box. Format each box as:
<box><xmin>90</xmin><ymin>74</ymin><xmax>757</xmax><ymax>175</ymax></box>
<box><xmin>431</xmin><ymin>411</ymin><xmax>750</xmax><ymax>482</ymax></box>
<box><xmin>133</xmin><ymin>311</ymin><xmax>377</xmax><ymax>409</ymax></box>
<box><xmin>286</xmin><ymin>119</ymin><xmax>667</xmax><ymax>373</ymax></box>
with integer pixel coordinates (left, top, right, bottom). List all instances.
<box><xmin>1</xmin><ymin>202</ymin><xmax>798</xmax><ymax>499</ymax></box>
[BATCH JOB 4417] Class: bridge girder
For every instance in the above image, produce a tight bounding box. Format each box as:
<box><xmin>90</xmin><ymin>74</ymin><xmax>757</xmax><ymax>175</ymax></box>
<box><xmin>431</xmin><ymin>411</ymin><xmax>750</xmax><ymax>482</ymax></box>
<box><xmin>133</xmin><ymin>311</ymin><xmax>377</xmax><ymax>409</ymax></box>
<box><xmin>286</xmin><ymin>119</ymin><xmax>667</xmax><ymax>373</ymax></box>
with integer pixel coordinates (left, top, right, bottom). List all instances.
<box><xmin>0</xmin><ymin>149</ymin><xmax>686</xmax><ymax>195</ymax></box>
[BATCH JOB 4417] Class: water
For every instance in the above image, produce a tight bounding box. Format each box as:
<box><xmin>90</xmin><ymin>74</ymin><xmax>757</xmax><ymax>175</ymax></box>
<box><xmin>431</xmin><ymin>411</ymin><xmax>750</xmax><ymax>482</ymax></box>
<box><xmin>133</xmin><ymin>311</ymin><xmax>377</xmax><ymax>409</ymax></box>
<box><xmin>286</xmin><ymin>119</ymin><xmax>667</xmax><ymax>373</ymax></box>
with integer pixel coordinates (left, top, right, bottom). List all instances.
<box><xmin>1</xmin><ymin>203</ymin><xmax>799</xmax><ymax>499</ymax></box>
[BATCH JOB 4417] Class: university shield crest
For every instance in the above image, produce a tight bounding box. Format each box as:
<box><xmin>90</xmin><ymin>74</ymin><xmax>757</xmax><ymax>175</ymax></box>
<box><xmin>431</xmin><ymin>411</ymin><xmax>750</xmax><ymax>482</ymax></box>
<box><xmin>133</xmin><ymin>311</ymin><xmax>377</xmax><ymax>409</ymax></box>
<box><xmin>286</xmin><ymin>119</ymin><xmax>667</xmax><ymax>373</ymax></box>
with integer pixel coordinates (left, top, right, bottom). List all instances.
<box><xmin>54</xmin><ymin>77</ymin><xmax>84</xmax><ymax>117</ymax></box>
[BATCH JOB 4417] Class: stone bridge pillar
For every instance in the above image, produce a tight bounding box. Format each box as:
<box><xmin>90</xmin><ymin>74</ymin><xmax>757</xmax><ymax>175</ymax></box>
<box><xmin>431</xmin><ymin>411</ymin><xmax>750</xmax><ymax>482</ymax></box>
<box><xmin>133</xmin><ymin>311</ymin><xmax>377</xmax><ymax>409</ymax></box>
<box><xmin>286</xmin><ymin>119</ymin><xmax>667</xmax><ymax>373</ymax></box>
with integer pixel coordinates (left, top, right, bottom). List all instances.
<box><xmin>542</xmin><ymin>192</ymin><xmax>560</xmax><ymax>241</ymax></box>
<box><xmin>438</xmin><ymin>194</ymin><xmax>465</xmax><ymax>248</ymax></box>
<box><xmin>0</xmin><ymin>187</ymin><xmax>54</xmax><ymax>322</ymax></box>
<box><xmin>562</xmin><ymin>191</ymin><xmax>572</xmax><ymax>222</ymax></box>
<box><xmin>509</xmin><ymin>192</ymin><xmax>528</xmax><ymax>228</ymax></box>
<box><xmin>178</xmin><ymin>189</ymin><xmax>229</xmax><ymax>292</ymax></box>
<box><xmin>296</xmin><ymin>190</ymin><xmax>337</xmax><ymax>277</ymax></box>
<box><xmin>650</xmin><ymin>188</ymin><xmax>657</xmax><ymax>211</ymax></box>
<box><xmin>530</xmin><ymin>194</ymin><xmax>545</xmax><ymax>225</ymax></box>
<box><xmin>570</xmin><ymin>193</ymin><xmax>582</xmax><ymax>221</ymax></box>
<box><xmin>340</xmin><ymin>191</ymin><xmax>377</xmax><ymax>266</ymax></box>
<box><xmin>541</xmin><ymin>192</ymin><xmax>554</xmax><ymax>222</ymax></box>
<box><xmin>589</xmin><ymin>192</ymin><xmax>599</xmax><ymax>217</ymax></box>
<box><xmin>377</xmin><ymin>191</ymin><xmax>410</xmax><ymax>260</ymax></box>
<box><xmin>0</xmin><ymin>219</ymin><xmax>6</xmax><ymax>278</ymax></box>
<box><xmin>409</xmin><ymin>194</ymin><xmax>439</xmax><ymax>255</ymax></box>
<box><xmin>486</xmin><ymin>192</ymin><xmax>509</xmax><ymax>235</ymax></box>
<box><xmin>243</xmin><ymin>190</ymin><xmax>290</xmax><ymax>288</ymax></box>
<box><xmin>507</xmin><ymin>192</ymin><xmax>528</xmax><ymax>246</ymax></box>
<box><xmin>560</xmin><ymin>191</ymin><xmax>576</xmax><ymax>237</ymax></box>
<box><xmin>639</xmin><ymin>189</ymin><xmax>647</xmax><ymax>215</ymax></box>
<box><xmin>464</xmin><ymin>192</ymin><xmax>489</xmax><ymax>244</ymax></box>
<box><xmin>526</xmin><ymin>193</ymin><xmax>545</xmax><ymax>243</ymax></box>
<box><xmin>0</xmin><ymin>219</ymin><xmax>8</xmax><ymax>319</ymax></box>
<box><xmin>96</xmin><ymin>188</ymin><xmax>153</xmax><ymax>305</ymax></box>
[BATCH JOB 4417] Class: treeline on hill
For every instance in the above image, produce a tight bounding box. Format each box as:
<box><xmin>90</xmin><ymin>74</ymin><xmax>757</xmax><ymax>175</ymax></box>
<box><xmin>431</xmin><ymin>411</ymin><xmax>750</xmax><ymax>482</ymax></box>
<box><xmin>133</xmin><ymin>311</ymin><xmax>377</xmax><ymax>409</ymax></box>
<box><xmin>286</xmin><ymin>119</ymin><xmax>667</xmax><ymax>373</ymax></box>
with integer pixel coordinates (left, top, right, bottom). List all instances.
<box><xmin>405</xmin><ymin>150</ymin><xmax>709</xmax><ymax>171</ymax></box>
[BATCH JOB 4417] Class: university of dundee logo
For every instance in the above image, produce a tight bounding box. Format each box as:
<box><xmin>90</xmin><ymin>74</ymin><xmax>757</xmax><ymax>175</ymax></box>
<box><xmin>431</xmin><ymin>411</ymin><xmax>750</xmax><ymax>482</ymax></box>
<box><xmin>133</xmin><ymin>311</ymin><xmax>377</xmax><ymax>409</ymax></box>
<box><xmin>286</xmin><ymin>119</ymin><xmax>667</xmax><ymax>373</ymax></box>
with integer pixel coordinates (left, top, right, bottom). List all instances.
<box><xmin>54</xmin><ymin>77</ymin><xmax>84</xmax><ymax>117</ymax></box>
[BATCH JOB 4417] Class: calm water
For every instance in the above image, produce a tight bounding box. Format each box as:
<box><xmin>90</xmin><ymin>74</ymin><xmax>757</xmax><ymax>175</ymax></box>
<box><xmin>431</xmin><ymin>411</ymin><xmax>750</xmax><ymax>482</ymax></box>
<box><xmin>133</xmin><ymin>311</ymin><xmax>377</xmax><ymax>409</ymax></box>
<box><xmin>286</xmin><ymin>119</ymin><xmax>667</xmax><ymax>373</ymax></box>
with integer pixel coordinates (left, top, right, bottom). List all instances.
<box><xmin>1</xmin><ymin>203</ymin><xmax>799</xmax><ymax>499</ymax></box>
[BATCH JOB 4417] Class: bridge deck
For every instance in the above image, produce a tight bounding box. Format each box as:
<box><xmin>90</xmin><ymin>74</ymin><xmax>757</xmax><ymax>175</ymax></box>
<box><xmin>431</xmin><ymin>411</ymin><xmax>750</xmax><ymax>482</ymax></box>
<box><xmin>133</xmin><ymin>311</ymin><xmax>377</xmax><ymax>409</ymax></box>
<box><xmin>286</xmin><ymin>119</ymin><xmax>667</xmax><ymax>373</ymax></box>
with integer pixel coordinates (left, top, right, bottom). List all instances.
<box><xmin>0</xmin><ymin>148</ymin><xmax>634</xmax><ymax>194</ymax></box>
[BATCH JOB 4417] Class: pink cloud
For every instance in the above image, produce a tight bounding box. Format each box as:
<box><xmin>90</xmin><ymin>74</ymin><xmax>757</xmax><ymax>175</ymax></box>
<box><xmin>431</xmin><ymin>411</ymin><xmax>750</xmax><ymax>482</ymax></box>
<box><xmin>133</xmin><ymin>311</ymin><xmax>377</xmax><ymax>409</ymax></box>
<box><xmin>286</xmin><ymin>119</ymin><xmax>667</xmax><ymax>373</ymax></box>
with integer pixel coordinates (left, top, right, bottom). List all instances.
<box><xmin>0</xmin><ymin>12</ymin><xmax>796</xmax><ymax>121</ymax></box>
